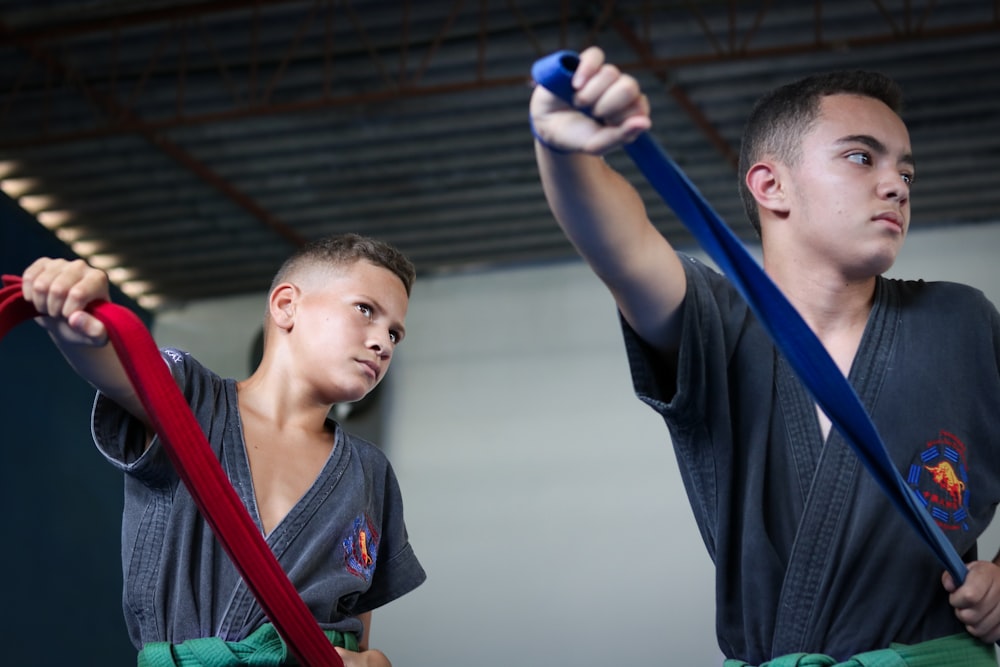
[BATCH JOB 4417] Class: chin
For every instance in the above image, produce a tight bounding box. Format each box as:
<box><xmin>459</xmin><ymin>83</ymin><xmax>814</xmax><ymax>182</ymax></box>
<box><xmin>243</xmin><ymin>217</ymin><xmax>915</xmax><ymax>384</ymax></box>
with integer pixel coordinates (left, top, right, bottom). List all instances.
<box><xmin>342</xmin><ymin>387</ymin><xmax>371</xmax><ymax>404</ymax></box>
<box><xmin>857</xmin><ymin>241</ymin><xmax>902</xmax><ymax>276</ymax></box>
<box><xmin>854</xmin><ymin>258</ymin><xmax>895</xmax><ymax>278</ymax></box>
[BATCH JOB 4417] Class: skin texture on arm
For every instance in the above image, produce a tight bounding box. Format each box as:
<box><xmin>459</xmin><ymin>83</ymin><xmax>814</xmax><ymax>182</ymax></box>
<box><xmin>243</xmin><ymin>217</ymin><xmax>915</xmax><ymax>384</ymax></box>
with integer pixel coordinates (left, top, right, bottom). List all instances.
<box><xmin>530</xmin><ymin>46</ymin><xmax>687</xmax><ymax>355</ymax></box>
<box><xmin>20</xmin><ymin>257</ymin><xmax>152</xmax><ymax>429</ymax></box>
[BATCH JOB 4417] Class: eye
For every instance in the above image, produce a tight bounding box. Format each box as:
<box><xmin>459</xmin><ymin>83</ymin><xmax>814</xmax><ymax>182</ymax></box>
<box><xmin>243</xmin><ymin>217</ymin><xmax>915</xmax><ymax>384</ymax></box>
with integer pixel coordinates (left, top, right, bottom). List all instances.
<box><xmin>388</xmin><ymin>330</ymin><xmax>400</xmax><ymax>345</ymax></box>
<box><xmin>846</xmin><ymin>151</ymin><xmax>871</xmax><ymax>166</ymax></box>
<box><xmin>901</xmin><ymin>172</ymin><xmax>914</xmax><ymax>185</ymax></box>
<box><xmin>355</xmin><ymin>303</ymin><xmax>373</xmax><ymax>318</ymax></box>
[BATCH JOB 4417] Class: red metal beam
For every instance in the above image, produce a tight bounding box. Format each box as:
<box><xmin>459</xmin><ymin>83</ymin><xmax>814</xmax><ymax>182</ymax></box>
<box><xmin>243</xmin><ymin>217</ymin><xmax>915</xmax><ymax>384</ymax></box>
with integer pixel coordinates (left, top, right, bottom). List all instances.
<box><xmin>0</xmin><ymin>3</ymin><xmax>997</xmax><ymax>149</ymax></box>
<box><xmin>613</xmin><ymin>17</ymin><xmax>739</xmax><ymax>170</ymax></box>
<box><xmin>0</xmin><ymin>19</ymin><xmax>307</xmax><ymax>247</ymax></box>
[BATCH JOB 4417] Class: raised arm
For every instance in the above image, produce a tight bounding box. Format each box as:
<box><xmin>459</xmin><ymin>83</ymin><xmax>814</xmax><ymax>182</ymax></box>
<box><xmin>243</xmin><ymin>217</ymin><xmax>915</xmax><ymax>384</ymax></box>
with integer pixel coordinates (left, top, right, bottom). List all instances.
<box><xmin>530</xmin><ymin>46</ymin><xmax>687</xmax><ymax>355</ymax></box>
<box><xmin>21</xmin><ymin>257</ymin><xmax>151</xmax><ymax>428</ymax></box>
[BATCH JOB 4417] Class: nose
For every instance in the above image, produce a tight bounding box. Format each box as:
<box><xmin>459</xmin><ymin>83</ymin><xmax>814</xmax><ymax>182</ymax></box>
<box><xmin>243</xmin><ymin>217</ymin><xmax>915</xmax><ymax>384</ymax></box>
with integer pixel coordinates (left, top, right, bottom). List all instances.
<box><xmin>877</xmin><ymin>171</ymin><xmax>909</xmax><ymax>205</ymax></box>
<box><xmin>368</xmin><ymin>331</ymin><xmax>392</xmax><ymax>358</ymax></box>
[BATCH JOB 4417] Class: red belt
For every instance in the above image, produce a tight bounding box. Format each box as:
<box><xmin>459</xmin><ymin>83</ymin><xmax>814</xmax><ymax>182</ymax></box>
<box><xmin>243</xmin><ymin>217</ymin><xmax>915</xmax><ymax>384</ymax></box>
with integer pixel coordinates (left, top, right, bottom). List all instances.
<box><xmin>0</xmin><ymin>275</ymin><xmax>343</xmax><ymax>667</ymax></box>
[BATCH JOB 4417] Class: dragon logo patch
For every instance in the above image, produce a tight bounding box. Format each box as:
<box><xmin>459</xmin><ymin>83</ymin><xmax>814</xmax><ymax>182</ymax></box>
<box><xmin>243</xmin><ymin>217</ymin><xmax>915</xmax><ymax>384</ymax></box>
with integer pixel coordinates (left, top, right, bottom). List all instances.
<box><xmin>907</xmin><ymin>430</ymin><xmax>970</xmax><ymax>532</ymax></box>
<box><xmin>343</xmin><ymin>514</ymin><xmax>379</xmax><ymax>582</ymax></box>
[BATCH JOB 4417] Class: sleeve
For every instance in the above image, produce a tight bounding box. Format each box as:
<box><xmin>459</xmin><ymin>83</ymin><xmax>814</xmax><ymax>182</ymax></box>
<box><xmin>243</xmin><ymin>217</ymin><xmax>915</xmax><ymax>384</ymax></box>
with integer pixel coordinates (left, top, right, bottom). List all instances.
<box><xmin>619</xmin><ymin>253</ymin><xmax>757</xmax><ymax>559</ymax></box>
<box><xmin>352</xmin><ymin>457</ymin><xmax>426</xmax><ymax>614</ymax></box>
<box><xmin>621</xmin><ymin>253</ymin><xmax>749</xmax><ymax>433</ymax></box>
<box><xmin>90</xmin><ymin>347</ymin><xmax>193</xmax><ymax>487</ymax></box>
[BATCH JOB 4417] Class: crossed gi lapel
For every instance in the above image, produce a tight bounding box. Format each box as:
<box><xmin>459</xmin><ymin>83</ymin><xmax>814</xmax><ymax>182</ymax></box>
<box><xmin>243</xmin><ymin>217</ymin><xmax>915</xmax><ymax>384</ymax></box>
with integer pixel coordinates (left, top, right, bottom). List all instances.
<box><xmin>217</xmin><ymin>417</ymin><xmax>353</xmax><ymax>639</ymax></box>
<box><xmin>771</xmin><ymin>277</ymin><xmax>899</xmax><ymax>655</ymax></box>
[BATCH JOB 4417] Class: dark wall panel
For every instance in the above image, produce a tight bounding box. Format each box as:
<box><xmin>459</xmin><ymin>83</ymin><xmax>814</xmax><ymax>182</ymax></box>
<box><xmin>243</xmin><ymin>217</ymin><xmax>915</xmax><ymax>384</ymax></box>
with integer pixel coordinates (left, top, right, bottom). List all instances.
<box><xmin>1</xmin><ymin>196</ymin><xmax>144</xmax><ymax>663</ymax></box>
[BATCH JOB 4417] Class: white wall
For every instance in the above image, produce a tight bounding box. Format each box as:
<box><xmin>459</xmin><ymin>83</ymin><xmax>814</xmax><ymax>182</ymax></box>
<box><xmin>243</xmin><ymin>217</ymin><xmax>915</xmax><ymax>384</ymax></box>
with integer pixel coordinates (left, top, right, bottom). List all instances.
<box><xmin>154</xmin><ymin>222</ymin><xmax>1000</xmax><ymax>666</ymax></box>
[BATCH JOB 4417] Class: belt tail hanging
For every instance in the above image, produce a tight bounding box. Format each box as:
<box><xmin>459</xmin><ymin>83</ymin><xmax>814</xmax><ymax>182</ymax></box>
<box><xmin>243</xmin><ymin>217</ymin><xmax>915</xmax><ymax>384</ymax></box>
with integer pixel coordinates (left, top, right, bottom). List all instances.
<box><xmin>531</xmin><ymin>51</ymin><xmax>967</xmax><ymax>584</ymax></box>
<box><xmin>0</xmin><ymin>276</ymin><xmax>344</xmax><ymax>667</ymax></box>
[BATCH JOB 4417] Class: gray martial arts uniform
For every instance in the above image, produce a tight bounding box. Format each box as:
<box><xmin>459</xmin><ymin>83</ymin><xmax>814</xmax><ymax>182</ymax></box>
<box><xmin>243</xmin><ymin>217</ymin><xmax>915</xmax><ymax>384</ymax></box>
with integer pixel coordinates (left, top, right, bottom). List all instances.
<box><xmin>622</xmin><ymin>254</ymin><xmax>1000</xmax><ymax>662</ymax></box>
<box><xmin>92</xmin><ymin>348</ymin><xmax>425</xmax><ymax>650</ymax></box>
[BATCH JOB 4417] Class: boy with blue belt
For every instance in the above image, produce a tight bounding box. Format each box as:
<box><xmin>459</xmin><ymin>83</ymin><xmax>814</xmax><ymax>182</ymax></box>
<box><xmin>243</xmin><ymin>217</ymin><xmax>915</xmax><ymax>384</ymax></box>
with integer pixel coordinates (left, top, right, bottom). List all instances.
<box><xmin>530</xmin><ymin>46</ymin><xmax>1000</xmax><ymax>665</ymax></box>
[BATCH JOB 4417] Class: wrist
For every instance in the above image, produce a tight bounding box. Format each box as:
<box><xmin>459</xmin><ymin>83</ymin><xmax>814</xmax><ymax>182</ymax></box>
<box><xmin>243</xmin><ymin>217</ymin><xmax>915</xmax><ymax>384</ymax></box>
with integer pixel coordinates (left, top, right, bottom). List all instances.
<box><xmin>529</xmin><ymin>115</ymin><xmax>571</xmax><ymax>154</ymax></box>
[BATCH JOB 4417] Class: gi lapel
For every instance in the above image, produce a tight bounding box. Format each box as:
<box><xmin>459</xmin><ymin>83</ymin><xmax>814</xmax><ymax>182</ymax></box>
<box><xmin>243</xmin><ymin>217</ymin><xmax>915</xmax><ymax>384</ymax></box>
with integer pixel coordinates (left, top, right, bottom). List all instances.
<box><xmin>217</xmin><ymin>420</ymin><xmax>353</xmax><ymax>639</ymax></box>
<box><xmin>771</xmin><ymin>277</ymin><xmax>899</xmax><ymax>655</ymax></box>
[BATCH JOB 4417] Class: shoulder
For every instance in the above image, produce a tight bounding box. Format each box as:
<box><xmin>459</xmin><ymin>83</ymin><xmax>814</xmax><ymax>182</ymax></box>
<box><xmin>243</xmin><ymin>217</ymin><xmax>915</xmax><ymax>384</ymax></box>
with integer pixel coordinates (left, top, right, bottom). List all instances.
<box><xmin>160</xmin><ymin>346</ymin><xmax>224</xmax><ymax>384</ymax></box>
<box><xmin>337</xmin><ymin>424</ymin><xmax>394</xmax><ymax>472</ymax></box>
<box><xmin>888</xmin><ymin>275</ymin><xmax>984</xmax><ymax>296</ymax></box>
<box><xmin>161</xmin><ymin>346</ymin><xmax>204</xmax><ymax>371</ymax></box>
<box><xmin>885</xmin><ymin>278</ymin><xmax>1000</xmax><ymax>344</ymax></box>
<box><xmin>675</xmin><ymin>252</ymin><xmax>753</xmax><ymax>345</ymax></box>
<box><xmin>680</xmin><ymin>252</ymin><xmax>744</xmax><ymax>307</ymax></box>
<box><xmin>886</xmin><ymin>277</ymin><xmax>997</xmax><ymax>315</ymax></box>
<box><xmin>344</xmin><ymin>430</ymin><xmax>387</xmax><ymax>459</ymax></box>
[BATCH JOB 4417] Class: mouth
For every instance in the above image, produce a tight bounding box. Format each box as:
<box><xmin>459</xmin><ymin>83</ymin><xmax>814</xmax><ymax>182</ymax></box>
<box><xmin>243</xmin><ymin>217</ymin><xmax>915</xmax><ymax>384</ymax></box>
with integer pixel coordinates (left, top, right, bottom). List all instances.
<box><xmin>358</xmin><ymin>359</ymin><xmax>380</xmax><ymax>381</ymax></box>
<box><xmin>873</xmin><ymin>211</ymin><xmax>905</xmax><ymax>231</ymax></box>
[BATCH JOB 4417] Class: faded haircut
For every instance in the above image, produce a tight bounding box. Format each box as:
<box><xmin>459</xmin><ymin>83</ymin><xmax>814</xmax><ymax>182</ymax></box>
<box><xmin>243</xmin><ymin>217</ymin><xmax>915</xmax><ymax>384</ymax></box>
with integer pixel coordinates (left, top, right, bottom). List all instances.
<box><xmin>269</xmin><ymin>233</ymin><xmax>416</xmax><ymax>297</ymax></box>
<box><xmin>737</xmin><ymin>70</ymin><xmax>904</xmax><ymax>236</ymax></box>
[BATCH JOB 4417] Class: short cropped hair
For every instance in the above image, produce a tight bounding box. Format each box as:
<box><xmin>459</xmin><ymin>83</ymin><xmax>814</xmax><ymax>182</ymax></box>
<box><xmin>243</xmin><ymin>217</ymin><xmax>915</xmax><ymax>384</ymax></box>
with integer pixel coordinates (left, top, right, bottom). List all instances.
<box><xmin>737</xmin><ymin>70</ymin><xmax>904</xmax><ymax>236</ymax></box>
<box><xmin>270</xmin><ymin>233</ymin><xmax>416</xmax><ymax>297</ymax></box>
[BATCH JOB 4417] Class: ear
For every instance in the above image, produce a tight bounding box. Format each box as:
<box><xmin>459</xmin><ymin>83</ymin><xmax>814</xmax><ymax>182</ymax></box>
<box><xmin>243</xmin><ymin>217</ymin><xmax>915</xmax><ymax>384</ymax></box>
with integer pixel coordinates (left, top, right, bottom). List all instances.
<box><xmin>745</xmin><ymin>161</ymin><xmax>790</xmax><ymax>218</ymax></box>
<box><xmin>268</xmin><ymin>283</ymin><xmax>298</xmax><ymax>332</ymax></box>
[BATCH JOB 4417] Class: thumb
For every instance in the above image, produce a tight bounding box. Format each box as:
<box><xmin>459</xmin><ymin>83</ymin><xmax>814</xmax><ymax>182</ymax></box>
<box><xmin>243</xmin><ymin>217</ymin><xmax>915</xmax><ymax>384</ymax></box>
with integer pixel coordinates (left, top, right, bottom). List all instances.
<box><xmin>66</xmin><ymin>310</ymin><xmax>109</xmax><ymax>345</ymax></box>
<box><xmin>942</xmin><ymin>569</ymin><xmax>957</xmax><ymax>593</ymax></box>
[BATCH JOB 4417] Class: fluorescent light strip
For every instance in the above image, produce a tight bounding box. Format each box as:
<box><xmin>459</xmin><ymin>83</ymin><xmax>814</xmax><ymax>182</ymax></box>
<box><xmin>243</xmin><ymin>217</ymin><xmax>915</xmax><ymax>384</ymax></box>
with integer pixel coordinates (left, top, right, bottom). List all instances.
<box><xmin>3</xmin><ymin>168</ymin><xmax>162</xmax><ymax>309</ymax></box>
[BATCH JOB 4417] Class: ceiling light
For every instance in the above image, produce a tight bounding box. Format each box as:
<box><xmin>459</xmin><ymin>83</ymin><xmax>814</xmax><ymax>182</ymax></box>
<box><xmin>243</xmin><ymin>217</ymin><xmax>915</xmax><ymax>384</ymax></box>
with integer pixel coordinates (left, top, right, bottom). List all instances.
<box><xmin>70</xmin><ymin>240</ymin><xmax>104</xmax><ymax>257</ymax></box>
<box><xmin>137</xmin><ymin>294</ymin><xmax>164</xmax><ymax>310</ymax></box>
<box><xmin>5</xmin><ymin>169</ymin><xmax>162</xmax><ymax>311</ymax></box>
<box><xmin>1</xmin><ymin>177</ymin><xmax>39</xmax><ymax>198</ymax></box>
<box><xmin>0</xmin><ymin>160</ymin><xmax>20</xmax><ymax>179</ymax></box>
<box><xmin>86</xmin><ymin>253</ymin><xmax>122</xmax><ymax>270</ymax></box>
<box><xmin>38</xmin><ymin>210</ymin><xmax>75</xmax><ymax>227</ymax></box>
<box><xmin>120</xmin><ymin>280</ymin><xmax>154</xmax><ymax>298</ymax></box>
<box><xmin>54</xmin><ymin>226</ymin><xmax>87</xmax><ymax>243</ymax></box>
<box><xmin>19</xmin><ymin>194</ymin><xmax>55</xmax><ymax>214</ymax></box>
<box><xmin>106</xmin><ymin>267</ymin><xmax>137</xmax><ymax>283</ymax></box>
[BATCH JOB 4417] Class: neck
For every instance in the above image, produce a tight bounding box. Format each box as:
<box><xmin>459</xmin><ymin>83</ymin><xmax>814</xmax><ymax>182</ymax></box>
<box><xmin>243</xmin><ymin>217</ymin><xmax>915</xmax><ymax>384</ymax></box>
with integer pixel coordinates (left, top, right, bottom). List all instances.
<box><xmin>762</xmin><ymin>251</ymin><xmax>877</xmax><ymax>342</ymax></box>
<box><xmin>236</xmin><ymin>365</ymin><xmax>333</xmax><ymax>434</ymax></box>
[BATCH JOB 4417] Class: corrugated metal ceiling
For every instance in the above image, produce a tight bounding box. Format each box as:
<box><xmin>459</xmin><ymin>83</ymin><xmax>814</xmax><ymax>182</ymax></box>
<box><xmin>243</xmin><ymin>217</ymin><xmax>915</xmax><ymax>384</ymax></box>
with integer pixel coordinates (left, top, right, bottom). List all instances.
<box><xmin>0</xmin><ymin>0</ymin><xmax>997</xmax><ymax>308</ymax></box>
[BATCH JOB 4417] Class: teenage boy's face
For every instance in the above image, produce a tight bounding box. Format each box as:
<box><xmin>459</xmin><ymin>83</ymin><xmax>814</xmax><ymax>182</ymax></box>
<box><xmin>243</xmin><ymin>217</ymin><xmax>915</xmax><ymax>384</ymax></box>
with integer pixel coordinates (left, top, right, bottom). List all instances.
<box><xmin>292</xmin><ymin>259</ymin><xmax>409</xmax><ymax>404</ymax></box>
<box><xmin>784</xmin><ymin>93</ymin><xmax>914</xmax><ymax>278</ymax></box>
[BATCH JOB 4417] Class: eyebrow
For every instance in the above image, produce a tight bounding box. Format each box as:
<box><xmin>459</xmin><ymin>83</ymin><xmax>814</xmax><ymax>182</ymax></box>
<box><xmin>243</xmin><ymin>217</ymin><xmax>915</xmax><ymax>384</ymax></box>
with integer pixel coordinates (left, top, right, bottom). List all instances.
<box><xmin>838</xmin><ymin>134</ymin><xmax>916</xmax><ymax>168</ymax></box>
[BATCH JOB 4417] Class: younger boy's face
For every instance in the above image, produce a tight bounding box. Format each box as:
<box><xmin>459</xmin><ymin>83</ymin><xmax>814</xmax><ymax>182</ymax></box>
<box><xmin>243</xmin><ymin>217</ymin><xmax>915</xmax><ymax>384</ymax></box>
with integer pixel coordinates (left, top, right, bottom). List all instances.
<box><xmin>290</xmin><ymin>259</ymin><xmax>409</xmax><ymax>405</ymax></box>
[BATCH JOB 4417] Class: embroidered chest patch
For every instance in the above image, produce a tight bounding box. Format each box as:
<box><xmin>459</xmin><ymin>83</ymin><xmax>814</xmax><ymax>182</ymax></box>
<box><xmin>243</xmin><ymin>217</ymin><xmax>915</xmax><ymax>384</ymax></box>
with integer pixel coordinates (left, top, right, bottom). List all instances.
<box><xmin>907</xmin><ymin>430</ymin><xmax>970</xmax><ymax>532</ymax></box>
<box><xmin>343</xmin><ymin>514</ymin><xmax>380</xmax><ymax>582</ymax></box>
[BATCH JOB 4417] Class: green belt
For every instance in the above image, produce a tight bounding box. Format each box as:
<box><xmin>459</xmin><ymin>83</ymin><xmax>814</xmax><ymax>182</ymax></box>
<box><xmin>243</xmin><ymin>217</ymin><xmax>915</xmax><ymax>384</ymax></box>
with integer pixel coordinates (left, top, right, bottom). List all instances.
<box><xmin>723</xmin><ymin>632</ymin><xmax>996</xmax><ymax>667</ymax></box>
<box><xmin>137</xmin><ymin>623</ymin><xmax>359</xmax><ymax>667</ymax></box>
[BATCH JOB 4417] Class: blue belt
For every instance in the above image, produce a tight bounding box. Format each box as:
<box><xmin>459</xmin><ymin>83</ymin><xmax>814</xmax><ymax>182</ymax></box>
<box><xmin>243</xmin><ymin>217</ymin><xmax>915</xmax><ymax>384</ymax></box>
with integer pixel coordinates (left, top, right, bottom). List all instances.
<box><xmin>531</xmin><ymin>50</ymin><xmax>966</xmax><ymax>583</ymax></box>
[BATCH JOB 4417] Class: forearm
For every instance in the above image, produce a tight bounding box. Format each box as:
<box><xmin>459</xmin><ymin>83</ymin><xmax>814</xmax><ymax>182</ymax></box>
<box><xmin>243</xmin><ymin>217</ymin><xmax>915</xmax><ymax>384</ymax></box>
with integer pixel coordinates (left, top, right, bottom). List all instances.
<box><xmin>530</xmin><ymin>45</ymin><xmax>686</xmax><ymax>351</ymax></box>
<box><xmin>537</xmin><ymin>147</ymin><xmax>655</xmax><ymax>280</ymax></box>
<box><xmin>536</xmin><ymin>145</ymin><xmax>687</xmax><ymax>349</ymax></box>
<box><xmin>39</xmin><ymin>318</ymin><xmax>152</xmax><ymax>427</ymax></box>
